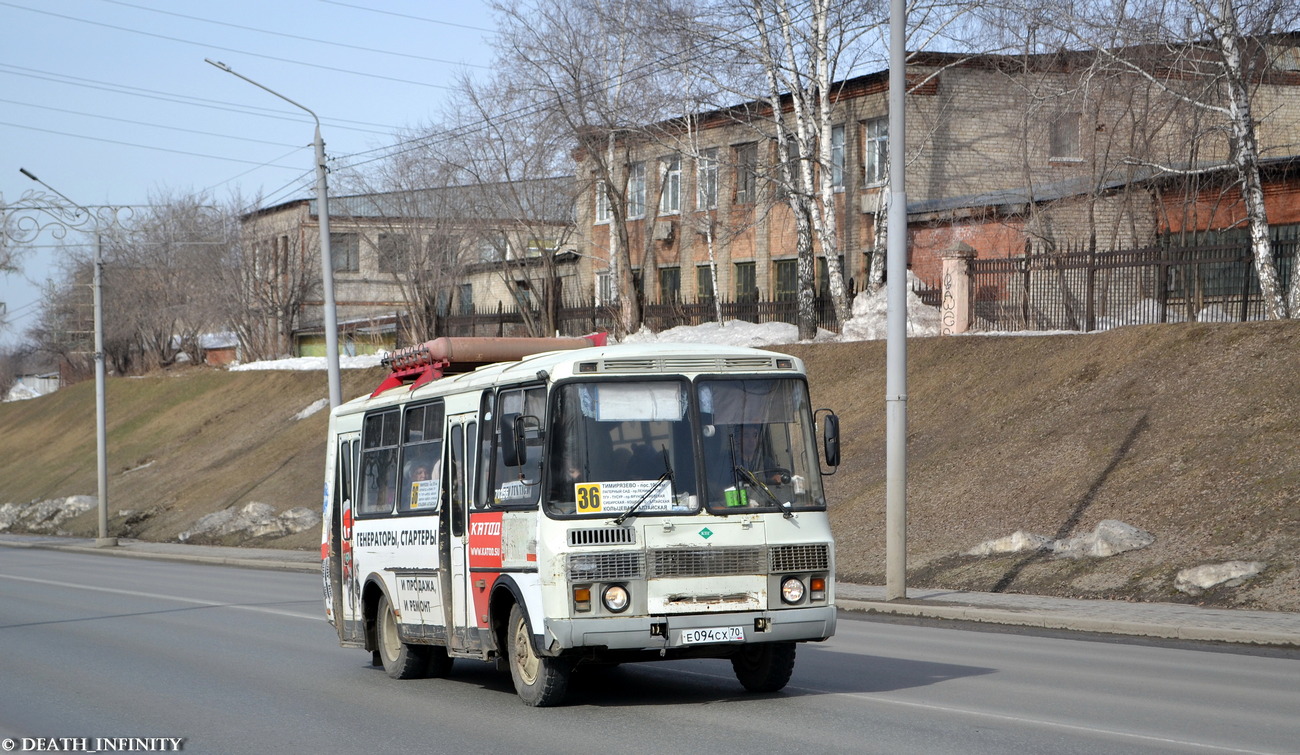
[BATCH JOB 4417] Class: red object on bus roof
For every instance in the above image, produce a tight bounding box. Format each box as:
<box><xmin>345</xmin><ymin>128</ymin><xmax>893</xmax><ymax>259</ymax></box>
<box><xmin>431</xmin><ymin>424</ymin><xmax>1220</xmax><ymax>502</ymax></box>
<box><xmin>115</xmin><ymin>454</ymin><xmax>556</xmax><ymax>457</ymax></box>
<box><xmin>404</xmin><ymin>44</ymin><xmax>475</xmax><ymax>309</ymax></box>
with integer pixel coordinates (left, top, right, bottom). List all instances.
<box><xmin>369</xmin><ymin>333</ymin><xmax>608</xmax><ymax>397</ymax></box>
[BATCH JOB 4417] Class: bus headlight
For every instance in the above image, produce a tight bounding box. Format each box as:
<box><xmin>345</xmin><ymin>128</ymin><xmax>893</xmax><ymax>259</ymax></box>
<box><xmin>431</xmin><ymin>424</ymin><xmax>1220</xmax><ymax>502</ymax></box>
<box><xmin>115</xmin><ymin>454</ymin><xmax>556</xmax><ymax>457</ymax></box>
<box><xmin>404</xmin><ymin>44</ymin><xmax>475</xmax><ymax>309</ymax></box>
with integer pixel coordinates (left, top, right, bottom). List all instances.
<box><xmin>780</xmin><ymin>576</ymin><xmax>805</xmax><ymax>604</ymax></box>
<box><xmin>602</xmin><ymin>584</ymin><xmax>630</xmax><ymax>613</ymax></box>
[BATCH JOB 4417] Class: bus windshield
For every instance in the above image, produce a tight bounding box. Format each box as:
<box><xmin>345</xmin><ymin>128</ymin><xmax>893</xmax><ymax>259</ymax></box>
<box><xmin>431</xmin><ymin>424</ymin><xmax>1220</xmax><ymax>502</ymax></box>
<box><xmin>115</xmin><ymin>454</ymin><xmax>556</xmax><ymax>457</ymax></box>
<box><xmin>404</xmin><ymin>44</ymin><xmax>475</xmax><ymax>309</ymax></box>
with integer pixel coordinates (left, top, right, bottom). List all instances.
<box><xmin>545</xmin><ymin>376</ymin><xmax>825</xmax><ymax>518</ymax></box>
<box><xmin>546</xmin><ymin>379</ymin><xmax>699</xmax><ymax>517</ymax></box>
<box><xmin>697</xmin><ymin>377</ymin><xmax>826</xmax><ymax>514</ymax></box>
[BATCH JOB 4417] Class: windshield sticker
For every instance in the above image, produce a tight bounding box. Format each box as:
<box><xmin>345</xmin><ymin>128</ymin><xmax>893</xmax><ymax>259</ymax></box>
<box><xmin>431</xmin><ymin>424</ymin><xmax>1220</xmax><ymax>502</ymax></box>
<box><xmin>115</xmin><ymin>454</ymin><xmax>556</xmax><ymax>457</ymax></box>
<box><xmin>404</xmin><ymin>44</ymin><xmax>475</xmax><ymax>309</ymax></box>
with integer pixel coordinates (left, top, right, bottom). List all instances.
<box><xmin>495</xmin><ymin>480</ymin><xmax>530</xmax><ymax>502</ymax></box>
<box><xmin>574</xmin><ymin>480</ymin><xmax>673</xmax><ymax>514</ymax></box>
<box><xmin>409</xmin><ymin>480</ymin><xmax>440</xmax><ymax>510</ymax></box>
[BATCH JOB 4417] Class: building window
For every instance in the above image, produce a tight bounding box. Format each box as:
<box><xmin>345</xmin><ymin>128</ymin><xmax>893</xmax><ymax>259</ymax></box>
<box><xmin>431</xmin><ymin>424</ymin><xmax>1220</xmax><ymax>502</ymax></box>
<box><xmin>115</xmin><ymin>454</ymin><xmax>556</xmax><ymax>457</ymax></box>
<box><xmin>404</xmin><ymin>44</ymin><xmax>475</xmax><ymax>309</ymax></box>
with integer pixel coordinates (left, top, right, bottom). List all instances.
<box><xmin>659</xmin><ymin>157</ymin><xmax>681</xmax><ymax>215</ymax></box>
<box><xmin>457</xmin><ymin>283</ymin><xmax>473</xmax><ymax>314</ymax></box>
<box><xmin>595</xmin><ymin>180</ymin><xmax>611</xmax><ymax>224</ymax></box>
<box><xmin>697</xmin><ymin>148</ymin><xmax>718</xmax><ymax>210</ymax></box>
<box><xmin>331</xmin><ymin>232</ymin><xmax>360</xmax><ymax>273</ymax></box>
<box><xmin>627</xmin><ymin>162</ymin><xmax>647</xmax><ymax>219</ymax></box>
<box><xmin>1050</xmin><ymin>113</ymin><xmax>1081</xmax><ymax>160</ymax></box>
<box><xmin>864</xmin><ymin>117</ymin><xmax>888</xmax><ymax>185</ymax></box>
<box><xmin>734</xmin><ymin>261</ymin><xmax>757</xmax><ymax>301</ymax></box>
<box><xmin>734</xmin><ymin>143</ymin><xmax>758</xmax><ymax>204</ymax></box>
<box><xmin>377</xmin><ymin>233</ymin><xmax>411</xmax><ymax>274</ymax></box>
<box><xmin>818</xmin><ymin>255</ymin><xmax>846</xmax><ymax>297</ymax></box>
<box><xmin>830</xmin><ymin>124</ymin><xmax>846</xmax><ymax>189</ymax></box>
<box><xmin>696</xmin><ymin>264</ymin><xmax>716</xmax><ymax>301</ymax></box>
<box><xmin>659</xmin><ymin>266</ymin><xmax>681</xmax><ymax>301</ymax></box>
<box><xmin>527</xmin><ymin>238</ymin><xmax>558</xmax><ymax>257</ymax></box>
<box><xmin>596</xmin><ymin>271</ymin><xmax>614</xmax><ymax>305</ymax></box>
<box><xmin>774</xmin><ymin>259</ymin><xmax>798</xmax><ymax>301</ymax></box>
<box><xmin>478</xmin><ymin>232</ymin><xmax>507</xmax><ymax>263</ymax></box>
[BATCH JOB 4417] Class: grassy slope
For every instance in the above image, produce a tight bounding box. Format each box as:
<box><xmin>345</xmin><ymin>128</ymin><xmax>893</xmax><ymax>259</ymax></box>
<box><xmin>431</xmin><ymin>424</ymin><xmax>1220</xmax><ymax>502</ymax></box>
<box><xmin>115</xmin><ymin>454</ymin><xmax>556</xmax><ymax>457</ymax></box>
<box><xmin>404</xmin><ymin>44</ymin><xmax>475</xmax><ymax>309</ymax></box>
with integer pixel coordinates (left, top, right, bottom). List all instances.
<box><xmin>3</xmin><ymin>321</ymin><xmax>1297</xmax><ymax>610</ymax></box>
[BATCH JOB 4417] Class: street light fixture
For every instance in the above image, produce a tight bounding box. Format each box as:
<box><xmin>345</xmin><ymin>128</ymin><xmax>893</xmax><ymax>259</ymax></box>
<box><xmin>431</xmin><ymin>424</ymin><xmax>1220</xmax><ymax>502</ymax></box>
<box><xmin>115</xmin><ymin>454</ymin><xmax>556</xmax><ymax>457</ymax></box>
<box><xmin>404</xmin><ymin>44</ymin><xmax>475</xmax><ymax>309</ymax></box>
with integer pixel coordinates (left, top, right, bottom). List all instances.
<box><xmin>205</xmin><ymin>58</ymin><xmax>342</xmax><ymax>409</ymax></box>
<box><xmin>18</xmin><ymin>168</ymin><xmax>116</xmax><ymax>548</ymax></box>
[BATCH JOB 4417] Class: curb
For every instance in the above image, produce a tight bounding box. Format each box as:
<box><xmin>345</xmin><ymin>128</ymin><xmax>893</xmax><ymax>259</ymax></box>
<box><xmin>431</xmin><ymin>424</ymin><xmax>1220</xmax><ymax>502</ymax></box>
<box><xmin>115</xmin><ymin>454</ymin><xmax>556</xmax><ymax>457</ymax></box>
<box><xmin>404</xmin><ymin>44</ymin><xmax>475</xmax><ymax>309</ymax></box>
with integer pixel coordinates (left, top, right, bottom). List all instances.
<box><xmin>837</xmin><ymin>598</ymin><xmax>1300</xmax><ymax>647</ymax></box>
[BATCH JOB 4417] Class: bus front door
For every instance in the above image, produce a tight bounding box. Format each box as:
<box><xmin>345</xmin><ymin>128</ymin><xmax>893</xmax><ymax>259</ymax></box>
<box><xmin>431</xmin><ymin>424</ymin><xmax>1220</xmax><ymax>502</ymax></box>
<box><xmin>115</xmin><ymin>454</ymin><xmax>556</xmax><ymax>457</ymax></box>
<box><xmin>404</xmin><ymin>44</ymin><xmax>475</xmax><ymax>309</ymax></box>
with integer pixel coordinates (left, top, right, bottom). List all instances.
<box><xmin>443</xmin><ymin>414</ymin><xmax>479</xmax><ymax>654</ymax></box>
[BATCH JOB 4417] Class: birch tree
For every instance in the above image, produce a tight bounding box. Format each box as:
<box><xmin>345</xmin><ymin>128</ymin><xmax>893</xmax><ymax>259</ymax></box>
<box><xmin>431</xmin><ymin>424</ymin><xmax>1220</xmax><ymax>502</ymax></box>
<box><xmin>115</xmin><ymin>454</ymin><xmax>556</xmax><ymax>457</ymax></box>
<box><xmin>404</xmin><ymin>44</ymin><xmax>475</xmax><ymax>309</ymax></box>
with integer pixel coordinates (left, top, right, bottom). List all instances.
<box><xmin>1000</xmin><ymin>0</ymin><xmax>1300</xmax><ymax>318</ymax></box>
<box><xmin>490</xmin><ymin>0</ymin><xmax>699</xmax><ymax>336</ymax></box>
<box><xmin>696</xmin><ymin>0</ymin><xmax>975</xmax><ymax>336</ymax></box>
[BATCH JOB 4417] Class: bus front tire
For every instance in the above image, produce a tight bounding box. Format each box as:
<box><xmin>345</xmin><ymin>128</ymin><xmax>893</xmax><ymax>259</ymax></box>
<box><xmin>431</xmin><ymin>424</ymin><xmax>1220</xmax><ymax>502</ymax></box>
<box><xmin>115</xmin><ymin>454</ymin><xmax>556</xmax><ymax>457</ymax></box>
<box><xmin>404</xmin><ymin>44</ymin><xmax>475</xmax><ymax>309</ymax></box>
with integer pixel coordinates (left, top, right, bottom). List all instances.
<box><xmin>731</xmin><ymin>641</ymin><xmax>796</xmax><ymax>693</ymax></box>
<box><xmin>507</xmin><ymin>604</ymin><xmax>570</xmax><ymax>706</ymax></box>
<box><xmin>377</xmin><ymin>594</ymin><xmax>429</xmax><ymax>679</ymax></box>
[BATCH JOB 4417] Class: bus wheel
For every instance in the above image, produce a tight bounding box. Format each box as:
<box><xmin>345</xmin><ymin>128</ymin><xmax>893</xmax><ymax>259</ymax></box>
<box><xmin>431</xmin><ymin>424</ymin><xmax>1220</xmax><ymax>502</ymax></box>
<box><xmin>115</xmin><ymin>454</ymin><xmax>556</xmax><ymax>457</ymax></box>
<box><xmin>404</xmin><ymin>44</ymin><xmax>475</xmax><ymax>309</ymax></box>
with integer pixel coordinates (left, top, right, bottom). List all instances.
<box><xmin>377</xmin><ymin>594</ymin><xmax>429</xmax><ymax>679</ymax></box>
<box><xmin>731</xmin><ymin>641</ymin><xmax>796</xmax><ymax>693</ymax></box>
<box><xmin>507</xmin><ymin>604</ymin><xmax>570</xmax><ymax>706</ymax></box>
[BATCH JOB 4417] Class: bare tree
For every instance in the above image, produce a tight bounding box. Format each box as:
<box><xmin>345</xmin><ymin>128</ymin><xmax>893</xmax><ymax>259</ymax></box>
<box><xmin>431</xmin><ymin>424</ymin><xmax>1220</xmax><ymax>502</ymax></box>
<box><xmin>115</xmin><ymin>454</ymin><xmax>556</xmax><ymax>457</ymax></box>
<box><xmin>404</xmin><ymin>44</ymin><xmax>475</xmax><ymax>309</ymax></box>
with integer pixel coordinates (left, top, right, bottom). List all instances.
<box><xmin>99</xmin><ymin>191</ymin><xmax>229</xmax><ymax>370</ymax></box>
<box><xmin>227</xmin><ymin>195</ymin><xmax>321</xmax><ymax>361</ymax></box>
<box><xmin>1002</xmin><ymin>0</ymin><xmax>1300</xmax><ymax>318</ymax></box>
<box><xmin>436</xmin><ymin>72</ymin><xmax>581</xmax><ymax>336</ymax></box>
<box><xmin>490</xmin><ymin>0</ymin><xmax>702</xmax><ymax>337</ymax></box>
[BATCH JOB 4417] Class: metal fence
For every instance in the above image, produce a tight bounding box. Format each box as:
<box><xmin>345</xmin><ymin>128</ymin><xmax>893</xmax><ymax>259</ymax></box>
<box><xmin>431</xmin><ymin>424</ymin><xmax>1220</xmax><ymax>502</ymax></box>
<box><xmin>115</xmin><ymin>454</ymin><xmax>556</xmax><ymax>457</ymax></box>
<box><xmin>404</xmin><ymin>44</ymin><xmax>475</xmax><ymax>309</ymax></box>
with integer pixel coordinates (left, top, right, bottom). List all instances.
<box><xmin>441</xmin><ymin>292</ymin><xmax>846</xmax><ymax>339</ymax></box>
<box><xmin>969</xmin><ymin>240</ymin><xmax>1298</xmax><ymax>332</ymax></box>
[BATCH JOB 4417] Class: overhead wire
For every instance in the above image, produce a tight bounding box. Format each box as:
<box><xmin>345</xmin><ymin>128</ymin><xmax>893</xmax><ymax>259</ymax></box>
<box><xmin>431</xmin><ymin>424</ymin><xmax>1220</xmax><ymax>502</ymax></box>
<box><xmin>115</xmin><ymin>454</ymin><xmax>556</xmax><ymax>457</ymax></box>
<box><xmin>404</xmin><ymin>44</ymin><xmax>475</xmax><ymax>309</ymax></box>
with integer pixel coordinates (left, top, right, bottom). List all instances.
<box><xmin>0</xmin><ymin>1</ymin><xmax>458</xmax><ymax>90</ymax></box>
<box><xmin>93</xmin><ymin>0</ymin><xmax>495</xmax><ymax>70</ymax></box>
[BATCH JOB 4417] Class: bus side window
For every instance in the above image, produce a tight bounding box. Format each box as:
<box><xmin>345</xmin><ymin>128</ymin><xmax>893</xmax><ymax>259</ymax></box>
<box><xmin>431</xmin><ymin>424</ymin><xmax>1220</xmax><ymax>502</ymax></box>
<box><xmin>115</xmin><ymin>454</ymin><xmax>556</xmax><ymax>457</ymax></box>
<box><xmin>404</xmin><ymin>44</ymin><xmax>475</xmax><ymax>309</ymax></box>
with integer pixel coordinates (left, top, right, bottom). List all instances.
<box><xmin>450</xmin><ymin>424</ymin><xmax>465</xmax><ymax>537</ymax></box>
<box><xmin>360</xmin><ymin>410</ymin><xmax>400</xmax><ymax>516</ymax></box>
<box><xmin>488</xmin><ymin>386</ymin><xmax>545</xmax><ymax>508</ymax></box>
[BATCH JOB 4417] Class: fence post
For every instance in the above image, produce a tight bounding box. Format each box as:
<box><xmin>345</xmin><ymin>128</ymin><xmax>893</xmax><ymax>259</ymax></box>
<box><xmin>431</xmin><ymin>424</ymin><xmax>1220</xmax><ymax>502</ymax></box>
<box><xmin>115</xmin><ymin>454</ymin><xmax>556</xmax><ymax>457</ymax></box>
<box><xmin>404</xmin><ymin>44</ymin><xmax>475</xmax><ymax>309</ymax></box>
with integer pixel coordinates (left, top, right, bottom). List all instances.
<box><xmin>940</xmin><ymin>241</ymin><xmax>977</xmax><ymax>335</ymax></box>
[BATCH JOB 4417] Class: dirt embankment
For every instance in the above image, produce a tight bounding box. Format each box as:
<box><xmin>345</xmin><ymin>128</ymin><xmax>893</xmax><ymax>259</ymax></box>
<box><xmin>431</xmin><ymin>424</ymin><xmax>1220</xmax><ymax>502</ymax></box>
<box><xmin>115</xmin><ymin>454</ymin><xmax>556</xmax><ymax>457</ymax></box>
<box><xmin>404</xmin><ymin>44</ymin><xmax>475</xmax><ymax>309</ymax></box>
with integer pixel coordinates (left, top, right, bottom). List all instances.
<box><xmin>2</xmin><ymin>321</ymin><xmax>1298</xmax><ymax>611</ymax></box>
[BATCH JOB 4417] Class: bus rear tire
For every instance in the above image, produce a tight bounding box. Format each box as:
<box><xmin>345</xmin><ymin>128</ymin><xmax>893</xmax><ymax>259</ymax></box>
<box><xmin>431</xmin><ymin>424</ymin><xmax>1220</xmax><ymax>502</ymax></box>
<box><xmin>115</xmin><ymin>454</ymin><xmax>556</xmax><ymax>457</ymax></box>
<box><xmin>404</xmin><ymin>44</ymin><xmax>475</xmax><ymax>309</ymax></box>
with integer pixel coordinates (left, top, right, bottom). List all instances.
<box><xmin>507</xmin><ymin>603</ymin><xmax>570</xmax><ymax>706</ymax></box>
<box><xmin>377</xmin><ymin>594</ymin><xmax>429</xmax><ymax>679</ymax></box>
<box><xmin>731</xmin><ymin>641</ymin><xmax>796</xmax><ymax>693</ymax></box>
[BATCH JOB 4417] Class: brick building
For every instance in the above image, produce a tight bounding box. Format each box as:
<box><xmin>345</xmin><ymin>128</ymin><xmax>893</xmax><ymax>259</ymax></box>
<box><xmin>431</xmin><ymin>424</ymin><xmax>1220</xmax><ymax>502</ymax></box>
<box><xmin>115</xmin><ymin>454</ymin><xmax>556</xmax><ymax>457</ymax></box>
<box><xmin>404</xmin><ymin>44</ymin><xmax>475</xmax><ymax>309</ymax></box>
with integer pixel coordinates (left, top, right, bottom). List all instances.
<box><xmin>574</xmin><ymin>44</ymin><xmax>1300</xmax><ymax>303</ymax></box>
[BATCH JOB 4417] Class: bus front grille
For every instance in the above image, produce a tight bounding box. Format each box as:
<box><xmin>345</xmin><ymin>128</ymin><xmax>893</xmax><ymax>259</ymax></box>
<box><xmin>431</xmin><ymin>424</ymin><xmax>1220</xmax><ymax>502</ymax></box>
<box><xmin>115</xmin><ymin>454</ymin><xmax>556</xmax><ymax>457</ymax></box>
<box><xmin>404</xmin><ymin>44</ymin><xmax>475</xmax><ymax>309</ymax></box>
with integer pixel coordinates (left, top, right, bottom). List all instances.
<box><xmin>650</xmin><ymin>547</ymin><xmax>766</xmax><ymax>578</ymax></box>
<box><xmin>567</xmin><ymin>551</ymin><xmax>645</xmax><ymax>581</ymax></box>
<box><xmin>770</xmin><ymin>543</ymin><xmax>831</xmax><ymax>572</ymax></box>
<box><xmin>567</xmin><ymin>527</ymin><xmax>636</xmax><ymax>547</ymax></box>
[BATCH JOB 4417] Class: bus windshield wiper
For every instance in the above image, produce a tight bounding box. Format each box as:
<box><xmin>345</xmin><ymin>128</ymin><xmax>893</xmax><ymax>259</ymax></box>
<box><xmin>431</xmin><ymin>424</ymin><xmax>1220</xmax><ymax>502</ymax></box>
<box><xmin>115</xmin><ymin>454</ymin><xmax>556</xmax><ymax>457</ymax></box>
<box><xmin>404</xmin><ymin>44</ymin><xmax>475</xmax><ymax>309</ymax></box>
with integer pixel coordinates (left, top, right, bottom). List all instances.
<box><xmin>613</xmin><ymin>446</ymin><xmax>674</xmax><ymax>525</ymax></box>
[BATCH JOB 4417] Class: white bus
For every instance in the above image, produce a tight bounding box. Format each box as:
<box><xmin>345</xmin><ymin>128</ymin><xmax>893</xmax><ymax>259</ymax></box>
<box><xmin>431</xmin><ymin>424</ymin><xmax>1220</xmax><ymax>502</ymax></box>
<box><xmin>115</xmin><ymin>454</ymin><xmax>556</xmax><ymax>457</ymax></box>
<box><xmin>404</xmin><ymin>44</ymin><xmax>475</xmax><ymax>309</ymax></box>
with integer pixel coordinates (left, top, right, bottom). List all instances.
<box><xmin>321</xmin><ymin>335</ymin><xmax>840</xmax><ymax>706</ymax></box>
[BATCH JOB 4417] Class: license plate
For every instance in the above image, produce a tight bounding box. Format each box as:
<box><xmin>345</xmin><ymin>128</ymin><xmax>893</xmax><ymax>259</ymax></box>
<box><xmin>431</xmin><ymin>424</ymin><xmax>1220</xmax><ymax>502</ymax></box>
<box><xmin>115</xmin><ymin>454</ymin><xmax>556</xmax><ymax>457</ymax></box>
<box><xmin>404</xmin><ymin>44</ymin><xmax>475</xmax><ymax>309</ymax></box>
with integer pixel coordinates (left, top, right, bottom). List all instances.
<box><xmin>676</xmin><ymin>626</ymin><xmax>746</xmax><ymax>645</ymax></box>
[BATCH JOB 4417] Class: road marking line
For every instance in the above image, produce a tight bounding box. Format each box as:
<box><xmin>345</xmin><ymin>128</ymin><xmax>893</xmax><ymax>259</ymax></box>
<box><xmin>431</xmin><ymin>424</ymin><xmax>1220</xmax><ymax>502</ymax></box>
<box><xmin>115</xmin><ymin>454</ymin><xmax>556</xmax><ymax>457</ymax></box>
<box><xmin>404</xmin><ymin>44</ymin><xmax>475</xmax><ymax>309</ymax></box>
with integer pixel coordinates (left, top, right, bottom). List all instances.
<box><xmin>0</xmin><ymin>573</ymin><xmax>320</xmax><ymax>622</ymax></box>
<box><xmin>656</xmin><ymin>667</ymin><xmax>1274</xmax><ymax>754</ymax></box>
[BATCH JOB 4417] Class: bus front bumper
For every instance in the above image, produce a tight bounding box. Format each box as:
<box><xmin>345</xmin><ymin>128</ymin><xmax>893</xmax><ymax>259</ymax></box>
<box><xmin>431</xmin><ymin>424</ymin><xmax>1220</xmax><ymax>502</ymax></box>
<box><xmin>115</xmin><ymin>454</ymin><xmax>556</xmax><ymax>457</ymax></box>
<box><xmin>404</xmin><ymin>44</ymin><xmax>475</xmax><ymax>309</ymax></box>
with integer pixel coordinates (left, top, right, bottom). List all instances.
<box><xmin>545</xmin><ymin>604</ymin><xmax>836</xmax><ymax>653</ymax></box>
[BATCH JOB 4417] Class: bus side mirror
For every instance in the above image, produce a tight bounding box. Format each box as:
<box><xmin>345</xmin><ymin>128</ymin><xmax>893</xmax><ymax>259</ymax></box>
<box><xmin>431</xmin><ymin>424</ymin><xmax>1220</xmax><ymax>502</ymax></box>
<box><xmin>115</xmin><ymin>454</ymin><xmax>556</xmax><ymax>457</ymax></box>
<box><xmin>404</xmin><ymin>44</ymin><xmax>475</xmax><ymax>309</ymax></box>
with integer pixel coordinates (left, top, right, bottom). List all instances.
<box><xmin>500</xmin><ymin>413</ymin><xmax>525</xmax><ymax>467</ymax></box>
<box><xmin>500</xmin><ymin>414</ymin><xmax>543</xmax><ymax>469</ymax></box>
<box><xmin>818</xmin><ymin>410</ymin><xmax>841</xmax><ymax>470</ymax></box>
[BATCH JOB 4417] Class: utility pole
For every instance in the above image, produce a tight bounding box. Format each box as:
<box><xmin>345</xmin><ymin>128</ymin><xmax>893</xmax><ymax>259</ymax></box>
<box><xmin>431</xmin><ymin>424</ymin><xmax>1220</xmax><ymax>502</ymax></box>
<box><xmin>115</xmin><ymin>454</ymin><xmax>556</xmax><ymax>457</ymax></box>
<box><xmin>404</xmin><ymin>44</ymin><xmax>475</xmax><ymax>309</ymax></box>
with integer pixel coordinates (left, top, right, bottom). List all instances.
<box><xmin>206</xmin><ymin>59</ymin><xmax>343</xmax><ymax>409</ymax></box>
<box><xmin>18</xmin><ymin>168</ymin><xmax>116</xmax><ymax>547</ymax></box>
<box><xmin>885</xmin><ymin>0</ymin><xmax>909</xmax><ymax>600</ymax></box>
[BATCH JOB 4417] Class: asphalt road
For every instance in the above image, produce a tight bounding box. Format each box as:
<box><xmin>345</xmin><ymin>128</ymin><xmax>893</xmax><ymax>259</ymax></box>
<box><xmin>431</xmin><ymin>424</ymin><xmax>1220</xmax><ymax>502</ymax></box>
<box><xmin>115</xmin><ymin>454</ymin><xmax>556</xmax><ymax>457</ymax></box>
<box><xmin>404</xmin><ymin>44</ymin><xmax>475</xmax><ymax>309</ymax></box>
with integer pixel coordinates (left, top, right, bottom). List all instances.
<box><xmin>2</xmin><ymin>548</ymin><xmax>1297</xmax><ymax>754</ymax></box>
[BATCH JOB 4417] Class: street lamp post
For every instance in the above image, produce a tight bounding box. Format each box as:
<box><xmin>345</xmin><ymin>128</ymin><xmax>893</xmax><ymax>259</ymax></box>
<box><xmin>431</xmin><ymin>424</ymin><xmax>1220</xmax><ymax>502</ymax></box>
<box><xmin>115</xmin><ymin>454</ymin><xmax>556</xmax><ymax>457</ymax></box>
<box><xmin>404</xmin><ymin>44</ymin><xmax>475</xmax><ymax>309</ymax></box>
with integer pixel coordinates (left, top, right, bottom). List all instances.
<box><xmin>18</xmin><ymin>168</ymin><xmax>116</xmax><ymax>548</ymax></box>
<box><xmin>205</xmin><ymin>59</ymin><xmax>342</xmax><ymax>409</ymax></box>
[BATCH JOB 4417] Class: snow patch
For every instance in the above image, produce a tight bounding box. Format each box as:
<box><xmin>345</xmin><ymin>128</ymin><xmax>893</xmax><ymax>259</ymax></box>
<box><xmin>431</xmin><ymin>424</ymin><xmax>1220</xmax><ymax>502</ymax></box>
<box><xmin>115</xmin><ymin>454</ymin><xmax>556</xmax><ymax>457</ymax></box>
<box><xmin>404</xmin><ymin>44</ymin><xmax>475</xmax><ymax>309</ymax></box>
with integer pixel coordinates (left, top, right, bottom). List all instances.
<box><xmin>295</xmin><ymin>398</ymin><xmax>330</xmax><ymax>420</ymax></box>
<box><xmin>178</xmin><ymin>502</ymin><xmax>320</xmax><ymax>542</ymax></box>
<box><xmin>0</xmin><ymin>496</ymin><xmax>97</xmax><ymax>532</ymax></box>
<box><xmin>1175</xmin><ymin>561</ymin><xmax>1267</xmax><ymax>596</ymax></box>
<box><xmin>967</xmin><ymin>519</ymin><xmax>1155</xmax><ymax>560</ymax></box>
<box><xmin>965</xmin><ymin>530</ymin><xmax>1054</xmax><ymax>556</ymax></box>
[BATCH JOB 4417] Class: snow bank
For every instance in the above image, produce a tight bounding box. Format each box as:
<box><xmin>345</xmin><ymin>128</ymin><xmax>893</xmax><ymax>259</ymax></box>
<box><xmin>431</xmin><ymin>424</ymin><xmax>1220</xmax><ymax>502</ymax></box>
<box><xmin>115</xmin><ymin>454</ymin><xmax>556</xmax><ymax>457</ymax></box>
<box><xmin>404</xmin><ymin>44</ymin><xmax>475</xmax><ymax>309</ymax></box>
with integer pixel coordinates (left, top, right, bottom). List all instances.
<box><xmin>1175</xmin><ymin>561</ymin><xmax>1267</xmax><ymax>596</ymax></box>
<box><xmin>966</xmin><ymin>520</ymin><xmax>1155</xmax><ymax>560</ymax></box>
<box><xmin>178</xmin><ymin>502</ymin><xmax>320</xmax><ymax>542</ymax></box>
<box><xmin>0</xmin><ymin>495</ymin><xmax>97</xmax><ymax>532</ymax></box>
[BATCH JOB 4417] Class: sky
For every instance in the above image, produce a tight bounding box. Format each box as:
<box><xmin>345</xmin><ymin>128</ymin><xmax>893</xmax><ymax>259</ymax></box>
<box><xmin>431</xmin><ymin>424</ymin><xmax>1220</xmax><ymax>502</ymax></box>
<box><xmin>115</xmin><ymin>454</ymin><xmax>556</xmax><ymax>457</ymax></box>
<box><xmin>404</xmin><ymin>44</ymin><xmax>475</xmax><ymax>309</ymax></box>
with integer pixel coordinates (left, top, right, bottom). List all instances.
<box><xmin>0</xmin><ymin>0</ymin><xmax>499</xmax><ymax>346</ymax></box>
